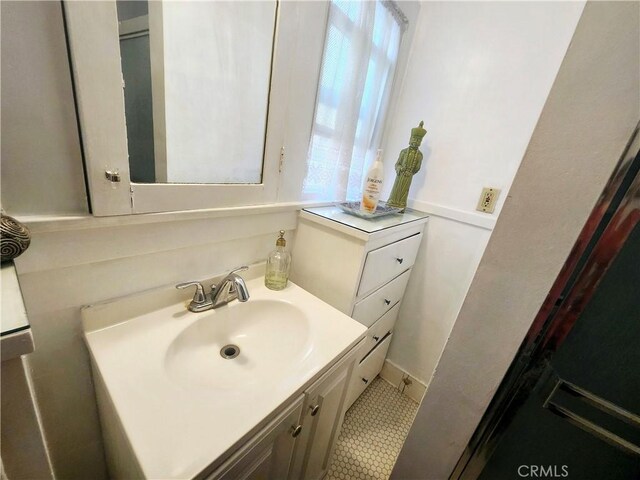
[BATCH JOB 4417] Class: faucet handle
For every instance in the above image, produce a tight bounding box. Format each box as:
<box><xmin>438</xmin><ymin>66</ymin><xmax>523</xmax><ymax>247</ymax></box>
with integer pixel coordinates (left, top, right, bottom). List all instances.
<box><xmin>175</xmin><ymin>281</ymin><xmax>207</xmax><ymax>304</ymax></box>
<box><xmin>210</xmin><ymin>267</ymin><xmax>248</xmax><ymax>292</ymax></box>
<box><xmin>229</xmin><ymin>266</ymin><xmax>249</xmax><ymax>275</ymax></box>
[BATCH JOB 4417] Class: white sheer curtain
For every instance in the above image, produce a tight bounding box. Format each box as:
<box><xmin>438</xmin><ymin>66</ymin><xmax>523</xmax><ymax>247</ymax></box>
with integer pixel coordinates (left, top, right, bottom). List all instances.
<box><xmin>302</xmin><ymin>0</ymin><xmax>404</xmax><ymax>202</ymax></box>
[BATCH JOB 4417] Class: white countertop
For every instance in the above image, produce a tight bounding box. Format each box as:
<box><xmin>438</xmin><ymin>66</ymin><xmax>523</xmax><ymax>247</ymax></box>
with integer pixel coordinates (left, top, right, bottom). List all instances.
<box><xmin>302</xmin><ymin>205</ymin><xmax>428</xmax><ymax>241</ymax></box>
<box><xmin>1</xmin><ymin>263</ymin><xmax>29</xmax><ymax>335</ymax></box>
<box><xmin>1</xmin><ymin>263</ymin><xmax>34</xmax><ymax>361</ymax></box>
<box><xmin>82</xmin><ymin>274</ymin><xmax>366</xmax><ymax>479</ymax></box>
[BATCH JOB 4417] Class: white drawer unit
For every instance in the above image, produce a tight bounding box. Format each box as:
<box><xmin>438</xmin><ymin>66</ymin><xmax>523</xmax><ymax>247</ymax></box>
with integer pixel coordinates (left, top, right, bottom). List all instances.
<box><xmin>352</xmin><ymin>270</ymin><xmax>411</xmax><ymax>327</ymax></box>
<box><xmin>346</xmin><ymin>334</ymin><xmax>393</xmax><ymax>409</ymax></box>
<box><xmin>358</xmin><ymin>233</ymin><xmax>422</xmax><ymax>297</ymax></box>
<box><xmin>291</xmin><ymin>206</ymin><xmax>428</xmax><ymax>408</ymax></box>
<box><xmin>361</xmin><ymin>303</ymin><xmax>400</xmax><ymax>356</ymax></box>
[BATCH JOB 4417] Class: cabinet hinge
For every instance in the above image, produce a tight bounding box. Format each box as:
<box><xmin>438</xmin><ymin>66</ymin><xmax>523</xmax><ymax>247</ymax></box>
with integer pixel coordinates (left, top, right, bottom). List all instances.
<box><xmin>279</xmin><ymin>146</ymin><xmax>285</xmax><ymax>173</ymax></box>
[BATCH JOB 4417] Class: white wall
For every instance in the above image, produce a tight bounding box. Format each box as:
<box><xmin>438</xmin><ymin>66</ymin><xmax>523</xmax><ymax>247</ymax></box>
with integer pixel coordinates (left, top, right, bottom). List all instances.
<box><xmin>392</xmin><ymin>1</ymin><xmax>639</xmax><ymax>477</ymax></box>
<box><xmin>381</xmin><ymin>1</ymin><xmax>586</xmax><ymax>384</ymax></box>
<box><xmin>0</xmin><ymin>1</ymin><xmax>88</xmax><ymax>215</ymax></box>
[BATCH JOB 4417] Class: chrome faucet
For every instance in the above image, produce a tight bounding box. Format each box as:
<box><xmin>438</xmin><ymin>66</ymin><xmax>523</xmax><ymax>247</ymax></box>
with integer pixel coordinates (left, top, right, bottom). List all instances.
<box><xmin>176</xmin><ymin>266</ymin><xmax>250</xmax><ymax>313</ymax></box>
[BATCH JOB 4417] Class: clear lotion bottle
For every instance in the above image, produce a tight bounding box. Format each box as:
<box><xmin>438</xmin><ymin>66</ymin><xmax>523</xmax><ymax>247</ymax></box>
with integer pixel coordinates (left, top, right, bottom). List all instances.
<box><xmin>265</xmin><ymin>230</ymin><xmax>291</xmax><ymax>290</ymax></box>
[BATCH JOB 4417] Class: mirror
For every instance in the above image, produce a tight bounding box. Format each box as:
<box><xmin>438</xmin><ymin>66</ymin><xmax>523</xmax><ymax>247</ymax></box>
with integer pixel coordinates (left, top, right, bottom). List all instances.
<box><xmin>116</xmin><ymin>0</ymin><xmax>277</xmax><ymax>184</ymax></box>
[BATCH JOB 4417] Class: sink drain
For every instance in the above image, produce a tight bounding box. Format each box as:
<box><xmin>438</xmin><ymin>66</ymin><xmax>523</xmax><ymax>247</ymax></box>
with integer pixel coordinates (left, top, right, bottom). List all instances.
<box><xmin>220</xmin><ymin>344</ymin><xmax>240</xmax><ymax>359</ymax></box>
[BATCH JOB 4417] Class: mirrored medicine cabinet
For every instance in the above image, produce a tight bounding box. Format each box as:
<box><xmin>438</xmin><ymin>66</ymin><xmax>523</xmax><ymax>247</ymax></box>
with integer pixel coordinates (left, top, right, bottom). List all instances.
<box><xmin>64</xmin><ymin>1</ymin><xmax>329</xmax><ymax>216</ymax></box>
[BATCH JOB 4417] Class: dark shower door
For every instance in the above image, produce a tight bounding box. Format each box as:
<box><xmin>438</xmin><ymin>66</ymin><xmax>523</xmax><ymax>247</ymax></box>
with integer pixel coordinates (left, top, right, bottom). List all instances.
<box><xmin>454</xmin><ymin>126</ymin><xmax>640</xmax><ymax>480</ymax></box>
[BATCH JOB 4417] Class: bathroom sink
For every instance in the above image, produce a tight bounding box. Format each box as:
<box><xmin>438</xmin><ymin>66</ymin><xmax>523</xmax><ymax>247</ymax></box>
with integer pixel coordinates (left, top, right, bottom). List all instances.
<box><xmin>165</xmin><ymin>299</ymin><xmax>311</xmax><ymax>389</ymax></box>
<box><xmin>82</xmin><ymin>268</ymin><xmax>366</xmax><ymax>479</ymax></box>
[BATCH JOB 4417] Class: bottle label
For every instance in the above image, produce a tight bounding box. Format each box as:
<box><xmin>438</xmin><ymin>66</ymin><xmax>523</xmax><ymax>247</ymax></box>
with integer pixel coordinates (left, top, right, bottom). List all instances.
<box><xmin>362</xmin><ymin>179</ymin><xmax>382</xmax><ymax>212</ymax></box>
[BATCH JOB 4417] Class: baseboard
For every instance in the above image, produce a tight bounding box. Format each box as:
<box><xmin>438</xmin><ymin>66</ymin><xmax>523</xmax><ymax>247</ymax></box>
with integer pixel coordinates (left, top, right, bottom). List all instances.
<box><xmin>379</xmin><ymin>359</ymin><xmax>426</xmax><ymax>404</ymax></box>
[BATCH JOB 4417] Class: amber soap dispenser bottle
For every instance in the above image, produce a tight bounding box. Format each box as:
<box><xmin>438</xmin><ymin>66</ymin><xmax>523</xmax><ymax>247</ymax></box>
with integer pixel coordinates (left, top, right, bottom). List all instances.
<box><xmin>265</xmin><ymin>230</ymin><xmax>291</xmax><ymax>290</ymax></box>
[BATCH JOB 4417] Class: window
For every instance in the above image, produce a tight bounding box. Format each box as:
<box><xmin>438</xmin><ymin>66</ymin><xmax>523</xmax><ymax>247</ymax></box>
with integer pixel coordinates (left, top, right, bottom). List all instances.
<box><xmin>303</xmin><ymin>0</ymin><xmax>407</xmax><ymax>202</ymax></box>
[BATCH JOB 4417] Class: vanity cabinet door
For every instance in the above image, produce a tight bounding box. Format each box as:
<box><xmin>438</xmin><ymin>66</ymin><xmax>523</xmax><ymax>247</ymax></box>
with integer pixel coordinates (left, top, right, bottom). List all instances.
<box><xmin>302</xmin><ymin>367</ymin><xmax>350</xmax><ymax>480</ymax></box>
<box><xmin>207</xmin><ymin>395</ymin><xmax>304</xmax><ymax>480</ymax></box>
<box><xmin>290</xmin><ymin>341</ymin><xmax>363</xmax><ymax>480</ymax></box>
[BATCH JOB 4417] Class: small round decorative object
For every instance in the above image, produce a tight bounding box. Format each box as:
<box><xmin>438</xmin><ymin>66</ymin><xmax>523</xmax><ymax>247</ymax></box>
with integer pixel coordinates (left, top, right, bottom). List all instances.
<box><xmin>1</xmin><ymin>213</ymin><xmax>31</xmax><ymax>262</ymax></box>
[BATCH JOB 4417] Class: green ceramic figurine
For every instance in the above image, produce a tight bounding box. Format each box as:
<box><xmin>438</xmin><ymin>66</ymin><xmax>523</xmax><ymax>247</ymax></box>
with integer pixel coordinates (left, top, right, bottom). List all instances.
<box><xmin>387</xmin><ymin>121</ymin><xmax>427</xmax><ymax>212</ymax></box>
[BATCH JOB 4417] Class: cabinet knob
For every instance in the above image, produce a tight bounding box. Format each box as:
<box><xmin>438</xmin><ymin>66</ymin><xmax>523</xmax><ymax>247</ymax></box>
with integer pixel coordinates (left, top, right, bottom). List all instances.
<box><xmin>290</xmin><ymin>425</ymin><xmax>303</xmax><ymax>438</ymax></box>
<box><xmin>373</xmin><ymin>335</ymin><xmax>380</xmax><ymax>341</ymax></box>
<box><xmin>309</xmin><ymin>404</ymin><xmax>320</xmax><ymax>416</ymax></box>
<box><xmin>362</xmin><ymin>378</ymin><xmax>369</xmax><ymax>384</ymax></box>
<box><xmin>384</xmin><ymin>299</ymin><xmax>391</xmax><ymax>305</ymax></box>
<box><xmin>396</xmin><ymin>257</ymin><xmax>404</xmax><ymax>264</ymax></box>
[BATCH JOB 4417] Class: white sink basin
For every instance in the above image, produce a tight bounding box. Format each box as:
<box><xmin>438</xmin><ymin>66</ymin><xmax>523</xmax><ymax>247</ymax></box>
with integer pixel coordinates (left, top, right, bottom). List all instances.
<box><xmin>82</xmin><ymin>269</ymin><xmax>366</xmax><ymax>479</ymax></box>
<box><xmin>165</xmin><ymin>299</ymin><xmax>311</xmax><ymax>390</ymax></box>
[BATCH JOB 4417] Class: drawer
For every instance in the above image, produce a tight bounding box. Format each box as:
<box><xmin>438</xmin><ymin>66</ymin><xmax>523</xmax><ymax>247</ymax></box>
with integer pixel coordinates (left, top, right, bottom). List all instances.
<box><xmin>345</xmin><ymin>333</ymin><xmax>393</xmax><ymax>410</ymax></box>
<box><xmin>358</xmin><ymin>233</ymin><xmax>422</xmax><ymax>297</ymax></box>
<box><xmin>360</xmin><ymin>303</ymin><xmax>400</xmax><ymax>360</ymax></box>
<box><xmin>352</xmin><ymin>270</ymin><xmax>410</xmax><ymax>327</ymax></box>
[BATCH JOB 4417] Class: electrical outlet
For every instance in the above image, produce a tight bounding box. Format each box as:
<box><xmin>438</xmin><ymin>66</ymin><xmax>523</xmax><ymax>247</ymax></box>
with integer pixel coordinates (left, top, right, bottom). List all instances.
<box><xmin>476</xmin><ymin>187</ymin><xmax>500</xmax><ymax>213</ymax></box>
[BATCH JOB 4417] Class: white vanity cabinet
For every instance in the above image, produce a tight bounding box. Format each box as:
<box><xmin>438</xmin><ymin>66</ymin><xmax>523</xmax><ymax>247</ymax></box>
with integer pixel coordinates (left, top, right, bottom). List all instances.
<box><xmin>205</xmin><ymin>396</ymin><xmax>305</xmax><ymax>480</ymax></box>
<box><xmin>83</xmin><ymin>272</ymin><xmax>367</xmax><ymax>480</ymax></box>
<box><xmin>291</xmin><ymin>206</ymin><xmax>428</xmax><ymax>409</ymax></box>
<box><xmin>288</xmin><ymin>342</ymin><xmax>359</xmax><ymax>480</ymax></box>
<box><xmin>208</xmin><ymin>338</ymin><xmax>363</xmax><ymax>480</ymax></box>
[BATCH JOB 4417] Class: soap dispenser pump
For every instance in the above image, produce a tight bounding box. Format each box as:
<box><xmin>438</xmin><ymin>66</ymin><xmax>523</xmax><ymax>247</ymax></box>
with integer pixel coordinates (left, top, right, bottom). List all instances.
<box><xmin>265</xmin><ymin>230</ymin><xmax>291</xmax><ymax>290</ymax></box>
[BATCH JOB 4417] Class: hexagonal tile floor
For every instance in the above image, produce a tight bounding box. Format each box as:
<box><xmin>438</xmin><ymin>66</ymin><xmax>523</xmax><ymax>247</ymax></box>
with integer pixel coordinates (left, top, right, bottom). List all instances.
<box><xmin>326</xmin><ymin>377</ymin><xmax>419</xmax><ymax>480</ymax></box>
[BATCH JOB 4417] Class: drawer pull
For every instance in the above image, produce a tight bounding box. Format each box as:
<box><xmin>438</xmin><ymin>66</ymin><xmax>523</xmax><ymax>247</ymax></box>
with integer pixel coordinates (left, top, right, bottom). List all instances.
<box><xmin>384</xmin><ymin>299</ymin><xmax>391</xmax><ymax>305</ymax></box>
<box><xmin>396</xmin><ymin>257</ymin><xmax>404</xmax><ymax>264</ymax></box>
<box><xmin>373</xmin><ymin>335</ymin><xmax>380</xmax><ymax>341</ymax></box>
<box><xmin>290</xmin><ymin>425</ymin><xmax>303</xmax><ymax>438</ymax></box>
<box><xmin>309</xmin><ymin>404</ymin><xmax>320</xmax><ymax>416</ymax></box>
<box><xmin>362</xmin><ymin>378</ymin><xmax>369</xmax><ymax>384</ymax></box>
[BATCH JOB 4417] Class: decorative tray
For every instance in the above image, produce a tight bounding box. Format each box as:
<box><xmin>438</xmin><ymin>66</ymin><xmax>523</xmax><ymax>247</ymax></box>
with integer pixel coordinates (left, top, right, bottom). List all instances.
<box><xmin>337</xmin><ymin>201</ymin><xmax>402</xmax><ymax>219</ymax></box>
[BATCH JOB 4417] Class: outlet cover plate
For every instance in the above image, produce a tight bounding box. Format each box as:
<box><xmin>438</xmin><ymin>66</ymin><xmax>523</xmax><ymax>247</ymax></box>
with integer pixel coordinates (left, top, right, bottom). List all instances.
<box><xmin>476</xmin><ymin>187</ymin><xmax>500</xmax><ymax>213</ymax></box>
